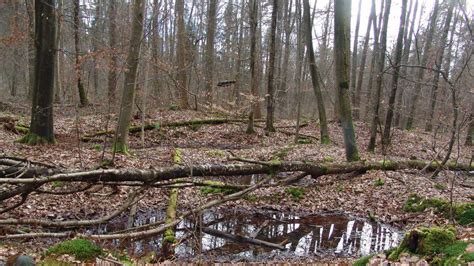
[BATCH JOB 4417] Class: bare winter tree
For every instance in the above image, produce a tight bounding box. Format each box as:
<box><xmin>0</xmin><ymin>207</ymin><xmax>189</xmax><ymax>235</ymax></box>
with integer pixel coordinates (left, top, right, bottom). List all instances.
<box><xmin>334</xmin><ymin>0</ymin><xmax>360</xmax><ymax>161</ymax></box>
<box><xmin>20</xmin><ymin>0</ymin><xmax>57</xmax><ymax>145</ymax></box>
<box><xmin>113</xmin><ymin>0</ymin><xmax>146</xmax><ymax>154</ymax></box>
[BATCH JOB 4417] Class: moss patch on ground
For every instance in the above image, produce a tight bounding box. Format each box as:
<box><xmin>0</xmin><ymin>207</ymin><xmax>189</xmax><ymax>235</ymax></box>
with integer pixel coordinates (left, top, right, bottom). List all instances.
<box><xmin>45</xmin><ymin>239</ymin><xmax>103</xmax><ymax>262</ymax></box>
<box><xmin>385</xmin><ymin>227</ymin><xmax>473</xmax><ymax>265</ymax></box>
<box><xmin>404</xmin><ymin>194</ymin><xmax>473</xmax><ymax>225</ymax></box>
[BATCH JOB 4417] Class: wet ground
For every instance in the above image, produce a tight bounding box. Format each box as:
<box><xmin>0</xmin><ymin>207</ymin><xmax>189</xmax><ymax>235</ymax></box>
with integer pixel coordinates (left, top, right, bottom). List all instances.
<box><xmin>99</xmin><ymin>209</ymin><xmax>401</xmax><ymax>262</ymax></box>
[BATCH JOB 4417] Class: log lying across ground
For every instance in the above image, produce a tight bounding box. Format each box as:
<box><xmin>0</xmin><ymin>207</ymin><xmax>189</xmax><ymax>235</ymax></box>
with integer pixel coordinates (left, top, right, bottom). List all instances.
<box><xmin>1</xmin><ymin>159</ymin><xmax>471</xmax><ymax>185</ymax></box>
<box><xmin>0</xmin><ymin>158</ymin><xmax>471</xmax><ymax>241</ymax></box>
<box><xmin>81</xmin><ymin>118</ymin><xmax>265</xmax><ymax>141</ymax></box>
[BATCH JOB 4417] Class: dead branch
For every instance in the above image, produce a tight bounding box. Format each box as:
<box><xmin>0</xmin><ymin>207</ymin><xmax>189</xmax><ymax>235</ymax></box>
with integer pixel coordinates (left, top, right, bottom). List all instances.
<box><xmin>201</xmin><ymin>227</ymin><xmax>286</xmax><ymax>250</ymax></box>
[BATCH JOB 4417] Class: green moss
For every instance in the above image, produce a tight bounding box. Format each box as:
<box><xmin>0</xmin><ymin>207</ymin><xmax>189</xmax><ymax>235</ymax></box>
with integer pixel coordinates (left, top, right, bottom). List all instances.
<box><xmin>374</xmin><ymin>178</ymin><xmax>385</xmax><ymax>186</ymax></box>
<box><xmin>153</xmin><ymin>123</ymin><xmax>161</xmax><ymax>130</ymax></box>
<box><xmin>323</xmin><ymin>155</ymin><xmax>334</xmax><ymax>162</ymax></box>
<box><xmin>443</xmin><ymin>241</ymin><xmax>468</xmax><ymax>257</ymax></box>
<box><xmin>52</xmin><ymin>181</ymin><xmax>63</xmax><ymax>188</ymax></box>
<box><xmin>91</xmin><ymin>144</ymin><xmax>102</xmax><ymax>151</ymax></box>
<box><xmin>321</xmin><ymin>135</ymin><xmax>331</xmax><ymax>145</ymax></box>
<box><xmin>353</xmin><ymin>255</ymin><xmax>373</xmax><ymax>266</ymax></box>
<box><xmin>271</xmin><ymin>145</ymin><xmax>293</xmax><ymax>161</ymax></box>
<box><xmin>297</xmin><ymin>137</ymin><xmax>312</xmax><ymax>144</ymax></box>
<box><xmin>457</xmin><ymin>207</ymin><xmax>474</xmax><ymax>226</ymax></box>
<box><xmin>206</xmin><ymin>149</ymin><xmax>226</xmax><ymax>158</ymax></box>
<box><xmin>46</xmin><ymin>239</ymin><xmax>102</xmax><ymax>261</ymax></box>
<box><xmin>244</xmin><ymin>194</ymin><xmax>258</xmax><ymax>202</ymax></box>
<box><xmin>434</xmin><ymin>183</ymin><xmax>447</xmax><ymax>190</ymax></box>
<box><xmin>15</xmin><ymin>125</ymin><xmax>30</xmax><ymax>134</ymax></box>
<box><xmin>464</xmin><ymin>251</ymin><xmax>474</xmax><ymax>262</ymax></box>
<box><xmin>17</xmin><ymin>133</ymin><xmax>55</xmax><ymax>145</ymax></box>
<box><xmin>404</xmin><ymin>194</ymin><xmax>473</xmax><ymax>225</ymax></box>
<box><xmin>285</xmin><ymin>187</ymin><xmax>305</xmax><ymax>200</ymax></box>
<box><xmin>172</xmin><ymin>148</ymin><xmax>183</xmax><ymax>164</ymax></box>
<box><xmin>419</xmin><ymin>227</ymin><xmax>456</xmax><ymax>254</ymax></box>
<box><xmin>163</xmin><ymin>229</ymin><xmax>176</xmax><ymax>243</ymax></box>
<box><xmin>168</xmin><ymin>103</ymin><xmax>179</xmax><ymax>111</ymax></box>
<box><xmin>200</xmin><ymin>185</ymin><xmax>236</xmax><ymax>196</ymax></box>
<box><xmin>112</xmin><ymin>141</ymin><xmax>130</xmax><ymax>155</ymax></box>
<box><xmin>378</xmin><ymin>159</ymin><xmax>395</xmax><ymax>169</ymax></box>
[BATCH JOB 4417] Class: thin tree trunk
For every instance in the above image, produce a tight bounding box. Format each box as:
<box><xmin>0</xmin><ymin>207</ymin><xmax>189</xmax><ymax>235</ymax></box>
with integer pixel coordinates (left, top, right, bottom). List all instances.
<box><xmin>425</xmin><ymin>0</ymin><xmax>455</xmax><ymax>132</ymax></box>
<box><xmin>26</xmin><ymin>0</ymin><xmax>35</xmax><ymax>100</ymax></box>
<box><xmin>294</xmin><ymin>0</ymin><xmax>304</xmax><ymax>143</ymax></box>
<box><xmin>265</xmin><ymin>0</ymin><xmax>278</xmax><ymax>133</ymax></box>
<box><xmin>73</xmin><ymin>0</ymin><xmax>88</xmax><ymax>106</ymax></box>
<box><xmin>364</xmin><ymin>0</ymin><xmax>384</xmax><ymax>120</ymax></box>
<box><xmin>350</xmin><ymin>0</ymin><xmax>362</xmax><ymax>118</ymax></box>
<box><xmin>353</xmin><ymin>0</ymin><xmax>374</xmax><ymax>121</ymax></box>
<box><xmin>246</xmin><ymin>0</ymin><xmax>258</xmax><ymax>134</ymax></box>
<box><xmin>204</xmin><ymin>0</ymin><xmax>217</xmax><ymax>105</ymax></box>
<box><xmin>54</xmin><ymin>0</ymin><xmax>62</xmax><ymax>103</ymax></box>
<box><xmin>334</xmin><ymin>0</ymin><xmax>360</xmax><ymax>161</ymax></box>
<box><xmin>151</xmin><ymin>0</ymin><xmax>162</xmax><ymax>102</ymax></box>
<box><xmin>405</xmin><ymin>0</ymin><xmax>439</xmax><ymax>130</ymax></box>
<box><xmin>303</xmin><ymin>0</ymin><xmax>330</xmax><ymax>144</ymax></box>
<box><xmin>394</xmin><ymin>0</ymin><xmax>418</xmax><ymax>127</ymax></box>
<box><xmin>107</xmin><ymin>0</ymin><xmax>118</xmax><ymax>102</ymax></box>
<box><xmin>176</xmin><ymin>0</ymin><xmax>189</xmax><ymax>109</ymax></box>
<box><xmin>368</xmin><ymin>0</ymin><xmax>391</xmax><ymax>152</ymax></box>
<box><xmin>382</xmin><ymin>0</ymin><xmax>408</xmax><ymax>145</ymax></box>
<box><xmin>113</xmin><ymin>0</ymin><xmax>145</xmax><ymax>154</ymax></box>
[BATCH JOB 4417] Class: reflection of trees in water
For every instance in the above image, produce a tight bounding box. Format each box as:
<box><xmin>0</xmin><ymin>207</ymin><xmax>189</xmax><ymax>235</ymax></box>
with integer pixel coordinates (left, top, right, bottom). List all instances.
<box><xmin>107</xmin><ymin>210</ymin><xmax>400</xmax><ymax>259</ymax></box>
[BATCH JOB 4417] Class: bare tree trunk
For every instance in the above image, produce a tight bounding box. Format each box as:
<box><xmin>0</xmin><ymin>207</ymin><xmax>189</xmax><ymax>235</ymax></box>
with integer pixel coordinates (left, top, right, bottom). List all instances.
<box><xmin>246</xmin><ymin>0</ymin><xmax>258</xmax><ymax>134</ymax></box>
<box><xmin>204</xmin><ymin>0</ymin><xmax>217</xmax><ymax>105</ymax></box>
<box><xmin>350</xmin><ymin>0</ymin><xmax>362</xmax><ymax>119</ymax></box>
<box><xmin>353</xmin><ymin>0</ymin><xmax>374</xmax><ymax>121</ymax></box>
<box><xmin>176</xmin><ymin>0</ymin><xmax>189</xmax><ymax>109</ymax></box>
<box><xmin>466</xmin><ymin>110</ymin><xmax>474</xmax><ymax>146</ymax></box>
<box><xmin>382</xmin><ymin>0</ymin><xmax>408</xmax><ymax>145</ymax></box>
<box><xmin>277</xmin><ymin>0</ymin><xmax>293</xmax><ymax>117</ymax></box>
<box><xmin>107</xmin><ymin>0</ymin><xmax>118</xmax><ymax>102</ymax></box>
<box><xmin>232</xmin><ymin>0</ymin><xmax>245</xmax><ymax>108</ymax></box>
<box><xmin>364</xmin><ymin>0</ymin><xmax>384</xmax><ymax>120</ymax></box>
<box><xmin>20</xmin><ymin>0</ymin><xmax>56</xmax><ymax>145</ymax></box>
<box><xmin>73</xmin><ymin>0</ymin><xmax>88</xmax><ymax>106</ymax></box>
<box><xmin>91</xmin><ymin>0</ymin><xmax>101</xmax><ymax>99</ymax></box>
<box><xmin>265</xmin><ymin>0</ymin><xmax>278</xmax><ymax>133</ymax></box>
<box><xmin>405</xmin><ymin>0</ymin><xmax>439</xmax><ymax>130</ymax></box>
<box><xmin>334</xmin><ymin>0</ymin><xmax>360</xmax><ymax>161</ymax></box>
<box><xmin>425</xmin><ymin>0</ymin><xmax>455</xmax><ymax>132</ymax></box>
<box><xmin>26</xmin><ymin>0</ymin><xmax>35</xmax><ymax>100</ymax></box>
<box><xmin>151</xmin><ymin>0</ymin><xmax>162</xmax><ymax>103</ymax></box>
<box><xmin>113</xmin><ymin>0</ymin><xmax>145</xmax><ymax>154</ymax></box>
<box><xmin>303</xmin><ymin>0</ymin><xmax>330</xmax><ymax>144</ymax></box>
<box><xmin>294</xmin><ymin>0</ymin><xmax>304</xmax><ymax>143</ymax></box>
<box><xmin>53</xmin><ymin>0</ymin><xmax>63</xmax><ymax>103</ymax></box>
<box><xmin>368</xmin><ymin>0</ymin><xmax>391</xmax><ymax>152</ymax></box>
<box><xmin>394</xmin><ymin>0</ymin><xmax>418</xmax><ymax>127</ymax></box>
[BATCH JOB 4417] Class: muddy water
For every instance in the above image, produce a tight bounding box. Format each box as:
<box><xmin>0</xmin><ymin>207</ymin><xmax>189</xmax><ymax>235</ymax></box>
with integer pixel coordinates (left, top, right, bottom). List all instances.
<box><xmin>101</xmin><ymin>210</ymin><xmax>401</xmax><ymax>261</ymax></box>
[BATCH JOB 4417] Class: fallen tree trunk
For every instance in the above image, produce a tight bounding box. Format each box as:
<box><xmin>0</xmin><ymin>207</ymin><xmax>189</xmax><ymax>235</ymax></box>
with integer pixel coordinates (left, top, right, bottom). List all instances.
<box><xmin>202</xmin><ymin>227</ymin><xmax>286</xmax><ymax>250</ymax></box>
<box><xmin>1</xmin><ymin>159</ymin><xmax>470</xmax><ymax>186</ymax></box>
<box><xmin>81</xmin><ymin>118</ymin><xmax>264</xmax><ymax>142</ymax></box>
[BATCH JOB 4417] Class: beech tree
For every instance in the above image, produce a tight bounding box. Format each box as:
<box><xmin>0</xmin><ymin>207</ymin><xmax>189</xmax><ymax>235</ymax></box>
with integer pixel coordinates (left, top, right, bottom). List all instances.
<box><xmin>334</xmin><ymin>0</ymin><xmax>360</xmax><ymax>161</ymax></box>
<box><xmin>303</xmin><ymin>0</ymin><xmax>330</xmax><ymax>144</ymax></box>
<box><xmin>246</xmin><ymin>0</ymin><xmax>259</xmax><ymax>134</ymax></box>
<box><xmin>73</xmin><ymin>0</ymin><xmax>88</xmax><ymax>106</ymax></box>
<box><xmin>113</xmin><ymin>0</ymin><xmax>145</xmax><ymax>154</ymax></box>
<box><xmin>20</xmin><ymin>0</ymin><xmax>57</xmax><ymax>145</ymax></box>
<box><xmin>382</xmin><ymin>0</ymin><xmax>408</xmax><ymax>145</ymax></box>
<box><xmin>265</xmin><ymin>0</ymin><xmax>278</xmax><ymax>133</ymax></box>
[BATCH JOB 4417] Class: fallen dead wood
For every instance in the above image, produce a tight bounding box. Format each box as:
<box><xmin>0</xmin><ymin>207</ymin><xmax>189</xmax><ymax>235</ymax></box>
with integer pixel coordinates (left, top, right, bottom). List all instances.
<box><xmin>81</xmin><ymin>118</ymin><xmax>265</xmax><ymax>142</ymax></box>
<box><xmin>201</xmin><ymin>227</ymin><xmax>286</xmax><ymax>250</ymax></box>
<box><xmin>1</xmin><ymin>159</ymin><xmax>470</xmax><ymax>186</ymax></box>
<box><xmin>0</xmin><ymin>175</ymin><xmax>272</xmax><ymax>240</ymax></box>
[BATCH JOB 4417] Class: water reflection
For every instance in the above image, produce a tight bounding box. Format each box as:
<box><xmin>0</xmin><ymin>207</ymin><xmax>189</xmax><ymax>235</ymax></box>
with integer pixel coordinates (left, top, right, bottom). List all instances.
<box><xmin>104</xmin><ymin>210</ymin><xmax>401</xmax><ymax>260</ymax></box>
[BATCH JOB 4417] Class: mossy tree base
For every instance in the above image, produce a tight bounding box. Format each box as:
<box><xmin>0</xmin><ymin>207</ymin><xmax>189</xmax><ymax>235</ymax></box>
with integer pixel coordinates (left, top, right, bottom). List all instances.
<box><xmin>17</xmin><ymin>133</ymin><xmax>55</xmax><ymax>145</ymax></box>
<box><xmin>112</xmin><ymin>141</ymin><xmax>130</xmax><ymax>155</ymax></box>
<box><xmin>46</xmin><ymin>239</ymin><xmax>102</xmax><ymax>262</ymax></box>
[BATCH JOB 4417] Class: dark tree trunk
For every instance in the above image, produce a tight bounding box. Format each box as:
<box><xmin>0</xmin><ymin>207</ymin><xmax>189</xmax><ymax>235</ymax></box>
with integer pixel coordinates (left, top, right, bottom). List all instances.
<box><xmin>246</xmin><ymin>0</ymin><xmax>258</xmax><ymax>134</ymax></box>
<box><xmin>108</xmin><ymin>0</ymin><xmax>118</xmax><ymax>102</ymax></box>
<box><xmin>20</xmin><ymin>0</ymin><xmax>57</xmax><ymax>145</ymax></box>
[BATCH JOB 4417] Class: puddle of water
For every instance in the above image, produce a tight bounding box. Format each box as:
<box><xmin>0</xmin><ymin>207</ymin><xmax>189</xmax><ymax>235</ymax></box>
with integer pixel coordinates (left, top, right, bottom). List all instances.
<box><xmin>100</xmin><ymin>210</ymin><xmax>401</xmax><ymax>261</ymax></box>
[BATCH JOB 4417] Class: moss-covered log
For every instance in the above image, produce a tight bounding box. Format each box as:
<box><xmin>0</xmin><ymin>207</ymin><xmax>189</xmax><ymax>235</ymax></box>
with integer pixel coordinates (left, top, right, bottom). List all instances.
<box><xmin>1</xmin><ymin>159</ymin><xmax>471</xmax><ymax>186</ymax></box>
<box><xmin>81</xmin><ymin>118</ymin><xmax>263</xmax><ymax>142</ymax></box>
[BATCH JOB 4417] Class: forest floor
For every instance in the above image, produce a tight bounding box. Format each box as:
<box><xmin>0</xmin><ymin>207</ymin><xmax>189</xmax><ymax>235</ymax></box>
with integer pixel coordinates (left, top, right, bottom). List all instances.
<box><xmin>0</xmin><ymin>103</ymin><xmax>473</xmax><ymax>265</ymax></box>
